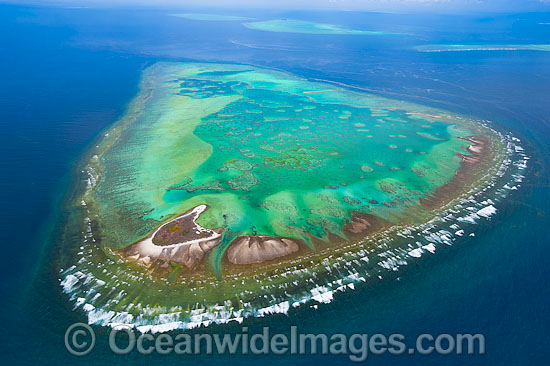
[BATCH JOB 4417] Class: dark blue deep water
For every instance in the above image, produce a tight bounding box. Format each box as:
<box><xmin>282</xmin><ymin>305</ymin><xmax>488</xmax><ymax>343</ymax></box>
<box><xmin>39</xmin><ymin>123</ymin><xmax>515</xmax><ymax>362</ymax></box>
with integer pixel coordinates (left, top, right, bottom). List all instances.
<box><xmin>1</xmin><ymin>5</ymin><xmax>549</xmax><ymax>365</ymax></box>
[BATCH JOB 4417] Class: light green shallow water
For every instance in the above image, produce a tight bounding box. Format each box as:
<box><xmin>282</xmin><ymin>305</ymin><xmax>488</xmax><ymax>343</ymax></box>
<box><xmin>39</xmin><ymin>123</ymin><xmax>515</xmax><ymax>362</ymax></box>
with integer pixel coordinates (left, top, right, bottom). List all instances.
<box><xmin>94</xmin><ymin>62</ymin><xmax>476</xmax><ymax>258</ymax></box>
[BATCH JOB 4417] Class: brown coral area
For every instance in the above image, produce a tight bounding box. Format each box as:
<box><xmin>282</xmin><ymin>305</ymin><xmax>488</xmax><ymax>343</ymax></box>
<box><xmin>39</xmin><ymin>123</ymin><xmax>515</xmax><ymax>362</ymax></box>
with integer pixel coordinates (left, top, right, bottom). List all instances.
<box><xmin>226</xmin><ymin>236</ymin><xmax>300</xmax><ymax>265</ymax></box>
<box><xmin>343</xmin><ymin>211</ymin><xmax>392</xmax><ymax>239</ymax></box>
<box><xmin>420</xmin><ymin>135</ymin><xmax>491</xmax><ymax>210</ymax></box>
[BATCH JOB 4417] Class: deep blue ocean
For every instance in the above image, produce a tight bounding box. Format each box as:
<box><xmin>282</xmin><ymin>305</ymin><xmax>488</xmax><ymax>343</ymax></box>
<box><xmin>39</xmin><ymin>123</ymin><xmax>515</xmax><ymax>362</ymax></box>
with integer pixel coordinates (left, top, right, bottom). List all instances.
<box><xmin>1</xmin><ymin>5</ymin><xmax>549</xmax><ymax>365</ymax></box>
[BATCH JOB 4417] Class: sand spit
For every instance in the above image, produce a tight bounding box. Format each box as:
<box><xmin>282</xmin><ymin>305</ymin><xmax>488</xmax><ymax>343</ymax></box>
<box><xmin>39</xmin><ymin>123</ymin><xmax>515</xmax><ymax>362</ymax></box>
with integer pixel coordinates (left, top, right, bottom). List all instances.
<box><xmin>122</xmin><ymin>205</ymin><xmax>222</xmax><ymax>268</ymax></box>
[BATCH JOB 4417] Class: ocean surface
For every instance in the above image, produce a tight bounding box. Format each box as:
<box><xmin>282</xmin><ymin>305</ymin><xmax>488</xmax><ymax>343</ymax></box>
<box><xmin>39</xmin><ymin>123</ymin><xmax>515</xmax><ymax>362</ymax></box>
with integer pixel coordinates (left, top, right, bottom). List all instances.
<box><xmin>1</xmin><ymin>5</ymin><xmax>549</xmax><ymax>365</ymax></box>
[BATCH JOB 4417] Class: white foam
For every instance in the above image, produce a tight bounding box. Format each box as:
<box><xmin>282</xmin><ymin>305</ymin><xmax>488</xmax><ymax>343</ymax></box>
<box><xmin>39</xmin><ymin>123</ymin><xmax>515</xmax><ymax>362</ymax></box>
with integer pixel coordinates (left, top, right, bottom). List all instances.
<box><xmin>61</xmin><ymin>275</ymin><xmax>79</xmax><ymax>292</ymax></box>
<box><xmin>477</xmin><ymin>205</ymin><xmax>496</xmax><ymax>218</ymax></box>
<box><xmin>408</xmin><ymin>248</ymin><xmax>423</xmax><ymax>258</ymax></box>
<box><xmin>422</xmin><ymin>243</ymin><xmax>436</xmax><ymax>254</ymax></box>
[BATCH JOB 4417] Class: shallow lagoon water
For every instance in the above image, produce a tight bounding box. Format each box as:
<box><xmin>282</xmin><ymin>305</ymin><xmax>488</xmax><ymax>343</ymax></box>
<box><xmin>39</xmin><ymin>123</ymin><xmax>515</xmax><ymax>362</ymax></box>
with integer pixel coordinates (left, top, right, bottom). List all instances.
<box><xmin>95</xmin><ymin>62</ymin><xmax>477</xmax><ymax>247</ymax></box>
<box><xmin>2</xmin><ymin>5</ymin><xmax>550</xmax><ymax>365</ymax></box>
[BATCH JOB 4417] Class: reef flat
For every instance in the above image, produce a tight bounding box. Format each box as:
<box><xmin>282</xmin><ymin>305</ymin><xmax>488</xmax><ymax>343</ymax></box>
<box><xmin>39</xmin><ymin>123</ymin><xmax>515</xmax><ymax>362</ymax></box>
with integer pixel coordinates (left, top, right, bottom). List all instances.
<box><xmin>59</xmin><ymin>62</ymin><xmax>527</xmax><ymax>332</ymax></box>
<box><xmin>415</xmin><ymin>44</ymin><xmax>550</xmax><ymax>52</ymax></box>
<box><xmin>243</xmin><ymin>19</ymin><xmax>402</xmax><ymax>35</ymax></box>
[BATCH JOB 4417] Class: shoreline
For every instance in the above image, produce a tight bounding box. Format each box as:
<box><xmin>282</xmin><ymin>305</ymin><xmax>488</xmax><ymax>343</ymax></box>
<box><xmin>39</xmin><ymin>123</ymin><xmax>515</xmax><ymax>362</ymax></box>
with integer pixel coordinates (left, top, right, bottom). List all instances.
<box><xmin>121</xmin><ymin>205</ymin><xmax>222</xmax><ymax>268</ymax></box>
